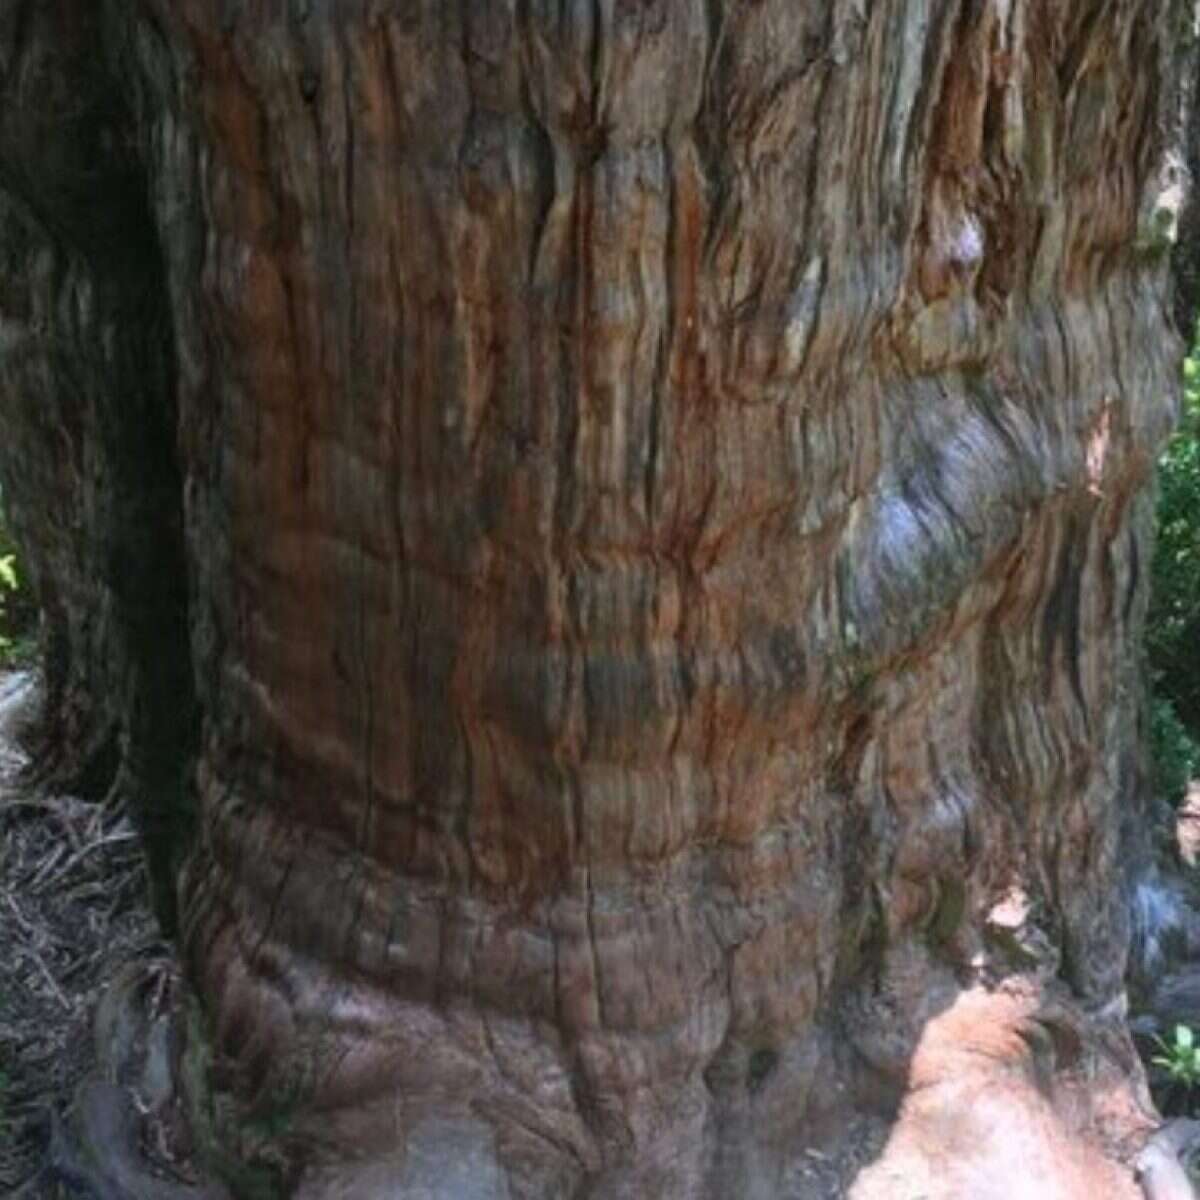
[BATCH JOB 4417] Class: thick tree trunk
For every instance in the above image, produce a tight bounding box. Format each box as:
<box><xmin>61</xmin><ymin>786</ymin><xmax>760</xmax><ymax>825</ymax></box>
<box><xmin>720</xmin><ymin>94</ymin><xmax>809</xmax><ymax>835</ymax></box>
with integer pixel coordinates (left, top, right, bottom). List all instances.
<box><xmin>0</xmin><ymin>2</ymin><xmax>1191</xmax><ymax>1197</ymax></box>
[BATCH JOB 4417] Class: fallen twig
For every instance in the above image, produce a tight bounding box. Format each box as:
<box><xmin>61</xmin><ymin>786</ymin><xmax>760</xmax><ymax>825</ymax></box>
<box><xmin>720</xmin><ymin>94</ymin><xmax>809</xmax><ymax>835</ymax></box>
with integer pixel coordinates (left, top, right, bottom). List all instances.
<box><xmin>22</xmin><ymin>945</ymin><xmax>71</xmax><ymax>1012</ymax></box>
<box><xmin>50</xmin><ymin>829</ymin><xmax>138</xmax><ymax>882</ymax></box>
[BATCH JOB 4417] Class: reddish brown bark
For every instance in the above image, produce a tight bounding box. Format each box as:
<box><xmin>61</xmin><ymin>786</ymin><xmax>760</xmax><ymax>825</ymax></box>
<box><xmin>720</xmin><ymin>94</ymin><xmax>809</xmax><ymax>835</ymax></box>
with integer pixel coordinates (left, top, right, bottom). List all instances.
<box><xmin>0</xmin><ymin>2</ymin><xmax>1190</xmax><ymax>1196</ymax></box>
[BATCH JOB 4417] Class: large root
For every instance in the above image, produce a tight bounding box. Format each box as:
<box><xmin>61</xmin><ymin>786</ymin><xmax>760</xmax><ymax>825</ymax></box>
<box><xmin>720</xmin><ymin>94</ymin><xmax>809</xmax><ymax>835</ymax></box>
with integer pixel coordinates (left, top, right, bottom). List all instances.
<box><xmin>851</xmin><ymin>985</ymin><xmax>1163</xmax><ymax>1200</ymax></box>
<box><xmin>46</xmin><ymin>961</ymin><xmax>230</xmax><ymax>1200</ymax></box>
<box><xmin>49</xmin><ymin>1080</ymin><xmax>227</xmax><ymax>1200</ymax></box>
<box><xmin>1136</xmin><ymin>1120</ymin><xmax>1200</xmax><ymax>1200</ymax></box>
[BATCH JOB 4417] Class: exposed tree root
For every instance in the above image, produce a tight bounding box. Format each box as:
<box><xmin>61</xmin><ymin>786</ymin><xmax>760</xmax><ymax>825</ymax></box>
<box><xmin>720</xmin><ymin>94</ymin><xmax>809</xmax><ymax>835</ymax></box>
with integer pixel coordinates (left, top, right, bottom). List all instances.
<box><xmin>1136</xmin><ymin>1120</ymin><xmax>1200</xmax><ymax>1200</ymax></box>
<box><xmin>47</xmin><ymin>1079</ymin><xmax>227</xmax><ymax>1200</ymax></box>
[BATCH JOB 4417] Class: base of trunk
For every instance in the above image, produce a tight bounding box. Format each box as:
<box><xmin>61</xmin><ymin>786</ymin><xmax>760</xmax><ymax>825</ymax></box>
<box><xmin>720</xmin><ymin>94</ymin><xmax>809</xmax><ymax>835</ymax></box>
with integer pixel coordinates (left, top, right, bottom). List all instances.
<box><xmin>79</xmin><ymin>964</ymin><xmax>1172</xmax><ymax>1199</ymax></box>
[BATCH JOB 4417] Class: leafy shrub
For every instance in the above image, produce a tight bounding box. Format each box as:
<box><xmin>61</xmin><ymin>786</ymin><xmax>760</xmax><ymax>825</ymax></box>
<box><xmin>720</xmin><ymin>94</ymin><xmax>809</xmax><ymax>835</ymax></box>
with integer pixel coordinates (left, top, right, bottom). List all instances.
<box><xmin>1148</xmin><ymin>346</ymin><xmax>1200</xmax><ymax>733</ymax></box>
<box><xmin>1146</xmin><ymin>332</ymin><xmax>1200</xmax><ymax>807</ymax></box>
<box><xmin>0</xmin><ymin>553</ymin><xmax>19</xmax><ymax>649</ymax></box>
<box><xmin>1154</xmin><ymin>1023</ymin><xmax>1200</xmax><ymax>1090</ymax></box>
<box><xmin>1151</xmin><ymin>694</ymin><xmax>1200</xmax><ymax>806</ymax></box>
<box><xmin>0</xmin><ymin>490</ymin><xmax>34</xmax><ymax>667</ymax></box>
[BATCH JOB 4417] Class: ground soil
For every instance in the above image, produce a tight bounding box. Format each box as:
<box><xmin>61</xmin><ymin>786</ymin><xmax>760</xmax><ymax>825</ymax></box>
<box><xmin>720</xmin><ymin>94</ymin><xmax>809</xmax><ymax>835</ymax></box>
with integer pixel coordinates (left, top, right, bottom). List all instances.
<box><xmin>0</xmin><ymin>669</ymin><xmax>167</xmax><ymax>1197</ymax></box>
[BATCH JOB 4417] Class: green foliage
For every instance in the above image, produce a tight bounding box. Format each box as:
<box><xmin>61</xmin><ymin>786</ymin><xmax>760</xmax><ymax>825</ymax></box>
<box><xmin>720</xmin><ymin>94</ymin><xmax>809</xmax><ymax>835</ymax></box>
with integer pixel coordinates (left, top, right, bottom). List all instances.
<box><xmin>0</xmin><ymin>555</ymin><xmax>19</xmax><ymax>659</ymax></box>
<box><xmin>1152</xmin><ymin>695</ymin><xmax>1200</xmax><ymax>806</ymax></box>
<box><xmin>0</xmin><ymin>492</ymin><xmax>34</xmax><ymax>668</ymax></box>
<box><xmin>1147</xmin><ymin>331</ymin><xmax>1200</xmax><ymax>806</ymax></box>
<box><xmin>1154</xmin><ymin>1023</ymin><xmax>1200</xmax><ymax>1089</ymax></box>
<box><xmin>1148</xmin><ymin>351</ymin><xmax>1200</xmax><ymax>674</ymax></box>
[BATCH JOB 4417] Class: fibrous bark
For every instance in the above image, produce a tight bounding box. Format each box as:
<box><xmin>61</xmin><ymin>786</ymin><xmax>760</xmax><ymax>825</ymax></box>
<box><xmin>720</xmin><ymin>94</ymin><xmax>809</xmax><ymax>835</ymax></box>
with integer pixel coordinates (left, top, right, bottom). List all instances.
<box><xmin>0</xmin><ymin>2</ymin><xmax>1191</xmax><ymax>1197</ymax></box>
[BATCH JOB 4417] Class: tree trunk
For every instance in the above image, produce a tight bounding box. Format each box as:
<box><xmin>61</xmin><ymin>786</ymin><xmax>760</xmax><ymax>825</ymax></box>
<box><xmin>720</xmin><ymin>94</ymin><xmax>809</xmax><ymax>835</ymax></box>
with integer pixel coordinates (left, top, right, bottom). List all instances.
<box><xmin>0</xmin><ymin>2</ymin><xmax>1190</xmax><ymax>1197</ymax></box>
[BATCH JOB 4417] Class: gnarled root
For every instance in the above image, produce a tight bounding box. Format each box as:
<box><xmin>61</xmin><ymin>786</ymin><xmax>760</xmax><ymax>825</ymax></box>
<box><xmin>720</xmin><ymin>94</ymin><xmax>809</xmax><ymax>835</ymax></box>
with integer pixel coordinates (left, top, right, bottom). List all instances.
<box><xmin>46</xmin><ymin>959</ymin><xmax>230</xmax><ymax>1200</ymax></box>
<box><xmin>49</xmin><ymin>1080</ymin><xmax>227</xmax><ymax>1200</ymax></box>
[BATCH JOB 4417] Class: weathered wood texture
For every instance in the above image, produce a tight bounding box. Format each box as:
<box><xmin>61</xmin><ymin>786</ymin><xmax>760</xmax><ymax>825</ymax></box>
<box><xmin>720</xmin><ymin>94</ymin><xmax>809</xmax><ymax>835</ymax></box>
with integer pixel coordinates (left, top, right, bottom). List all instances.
<box><xmin>0</xmin><ymin>2</ymin><xmax>1191</xmax><ymax>1196</ymax></box>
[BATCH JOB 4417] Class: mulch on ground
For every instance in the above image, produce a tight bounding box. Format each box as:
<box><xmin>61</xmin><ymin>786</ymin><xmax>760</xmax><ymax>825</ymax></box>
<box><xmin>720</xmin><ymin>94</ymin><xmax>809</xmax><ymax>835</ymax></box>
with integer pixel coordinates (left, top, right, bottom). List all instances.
<box><xmin>0</xmin><ymin>670</ymin><xmax>165</xmax><ymax>1197</ymax></box>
